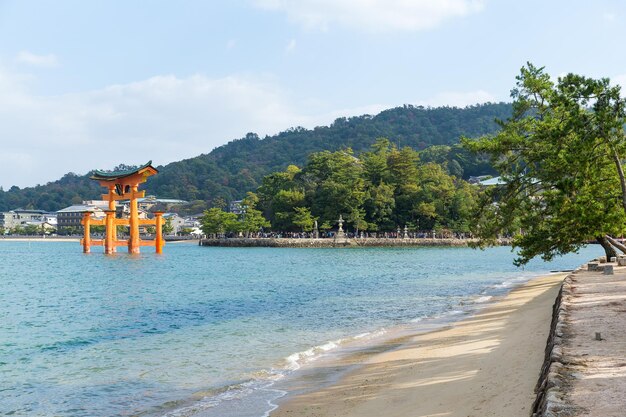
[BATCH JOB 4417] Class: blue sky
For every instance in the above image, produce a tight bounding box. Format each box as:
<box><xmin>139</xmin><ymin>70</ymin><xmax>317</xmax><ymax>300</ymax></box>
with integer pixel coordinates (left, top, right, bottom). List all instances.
<box><xmin>1</xmin><ymin>0</ymin><xmax>626</xmax><ymax>188</ymax></box>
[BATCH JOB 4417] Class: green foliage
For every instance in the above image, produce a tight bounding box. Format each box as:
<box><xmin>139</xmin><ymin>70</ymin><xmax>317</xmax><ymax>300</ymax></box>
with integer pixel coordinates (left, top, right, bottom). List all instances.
<box><xmin>463</xmin><ymin>63</ymin><xmax>626</xmax><ymax>264</ymax></box>
<box><xmin>303</xmin><ymin>149</ymin><xmax>366</xmax><ymax>226</ymax></box>
<box><xmin>58</xmin><ymin>226</ymin><xmax>81</xmax><ymax>235</ymax></box>
<box><xmin>10</xmin><ymin>225</ymin><xmax>25</xmax><ymax>235</ymax></box>
<box><xmin>200</xmin><ymin>208</ymin><xmax>239</xmax><ymax>236</ymax></box>
<box><xmin>239</xmin><ymin>193</ymin><xmax>270</xmax><ymax>234</ymax></box>
<box><xmin>91</xmin><ymin>225</ymin><xmax>106</xmax><ymax>234</ymax></box>
<box><xmin>258</xmin><ymin>143</ymin><xmax>480</xmax><ymax>233</ymax></box>
<box><xmin>240</xmin><ymin>208</ymin><xmax>270</xmax><ymax>234</ymax></box>
<box><xmin>292</xmin><ymin>207</ymin><xmax>317</xmax><ymax>232</ymax></box>
<box><xmin>0</xmin><ymin>104</ymin><xmax>508</xmax><ymax>212</ymax></box>
<box><xmin>179</xmin><ymin>200</ymin><xmax>210</xmax><ymax>215</ymax></box>
<box><xmin>162</xmin><ymin>217</ymin><xmax>174</xmax><ymax>235</ymax></box>
<box><xmin>319</xmin><ymin>221</ymin><xmax>332</xmax><ymax>231</ymax></box>
<box><xmin>179</xmin><ymin>227</ymin><xmax>194</xmax><ymax>236</ymax></box>
<box><xmin>14</xmin><ymin>224</ymin><xmax>41</xmax><ymax>235</ymax></box>
<box><xmin>364</xmin><ymin>182</ymin><xmax>395</xmax><ymax>230</ymax></box>
<box><xmin>212</xmin><ymin>197</ymin><xmax>227</xmax><ymax>210</ymax></box>
<box><xmin>412</xmin><ymin>163</ymin><xmax>456</xmax><ymax>230</ymax></box>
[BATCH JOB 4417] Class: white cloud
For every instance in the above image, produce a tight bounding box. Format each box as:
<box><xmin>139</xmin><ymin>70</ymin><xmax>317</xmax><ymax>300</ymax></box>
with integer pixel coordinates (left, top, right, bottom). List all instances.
<box><xmin>15</xmin><ymin>51</ymin><xmax>59</xmax><ymax>68</ymax></box>
<box><xmin>0</xmin><ymin>66</ymin><xmax>497</xmax><ymax>189</ymax></box>
<box><xmin>253</xmin><ymin>0</ymin><xmax>485</xmax><ymax>32</ymax></box>
<box><xmin>0</xmin><ymin>70</ymin><xmax>309</xmax><ymax>188</ymax></box>
<box><xmin>603</xmin><ymin>12</ymin><xmax>616</xmax><ymax>22</ymax></box>
<box><xmin>414</xmin><ymin>90</ymin><xmax>497</xmax><ymax>107</ymax></box>
<box><xmin>612</xmin><ymin>74</ymin><xmax>626</xmax><ymax>90</ymax></box>
<box><xmin>285</xmin><ymin>38</ymin><xmax>297</xmax><ymax>53</ymax></box>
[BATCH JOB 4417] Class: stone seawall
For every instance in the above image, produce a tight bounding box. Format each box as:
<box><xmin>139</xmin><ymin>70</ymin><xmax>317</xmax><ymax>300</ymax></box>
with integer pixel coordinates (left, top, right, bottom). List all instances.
<box><xmin>531</xmin><ymin>270</ymin><xmax>572</xmax><ymax>417</ymax></box>
<box><xmin>532</xmin><ymin>260</ymin><xmax>626</xmax><ymax>417</ymax></box>
<box><xmin>199</xmin><ymin>237</ymin><xmax>480</xmax><ymax>248</ymax></box>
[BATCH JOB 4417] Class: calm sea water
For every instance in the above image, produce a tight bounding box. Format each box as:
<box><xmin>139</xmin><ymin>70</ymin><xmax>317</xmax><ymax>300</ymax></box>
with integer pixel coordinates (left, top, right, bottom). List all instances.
<box><xmin>0</xmin><ymin>241</ymin><xmax>600</xmax><ymax>417</ymax></box>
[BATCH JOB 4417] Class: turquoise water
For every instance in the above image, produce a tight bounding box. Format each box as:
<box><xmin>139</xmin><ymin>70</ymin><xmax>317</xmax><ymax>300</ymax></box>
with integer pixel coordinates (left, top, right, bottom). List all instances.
<box><xmin>0</xmin><ymin>241</ymin><xmax>600</xmax><ymax>417</ymax></box>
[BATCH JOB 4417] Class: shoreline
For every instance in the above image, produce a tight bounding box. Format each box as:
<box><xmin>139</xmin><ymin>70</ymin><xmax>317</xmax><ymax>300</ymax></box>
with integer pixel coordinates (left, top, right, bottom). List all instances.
<box><xmin>199</xmin><ymin>237</ymin><xmax>504</xmax><ymax>248</ymax></box>
<box><xmin>269</xmin><ymin>272</ymin><xmax>567</xmax><ymax>417</ymax></box>
<box><xmin>0</xmin><ymin>237</ymin><xmax>80</xmax><ymax>242</ymax></box>
<box><xmin>0</xmin><ymin>237</ymin><xmax>197</xmax><ymax>243</ymax></box>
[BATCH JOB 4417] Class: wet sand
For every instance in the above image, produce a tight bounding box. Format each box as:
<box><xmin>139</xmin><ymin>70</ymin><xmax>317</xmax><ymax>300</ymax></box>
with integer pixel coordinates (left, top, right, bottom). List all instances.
<box><xmin>271</xmin><ymin>273</ymin><xmax>566</xmax><ymax>417</ymax></box>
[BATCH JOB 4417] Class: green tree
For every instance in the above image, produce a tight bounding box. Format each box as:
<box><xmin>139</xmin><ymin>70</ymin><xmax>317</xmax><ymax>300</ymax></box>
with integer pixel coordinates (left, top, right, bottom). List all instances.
<box><xmin>448</xmin><ymin>181</ymin><xmax>479</xmax><ymax>233</ymax></box>
<box><xmin>239</xmin><ymin>192</ymin><xmax>270</xmax><ymax>235</ymax></box>
<box><xmin>463</xmin><ymin>63</ymin><xmax>626</xmax><ymax>263</ymax></box>
<box><xmin>59</xmin><ymin>226</ymin><xmax>80</xmax><ymax>236</ymax></box>
<box><xmin>91</xmin><ymin>225</ymin><xmax>106</xmax><ymax>234</ymax></box>
<box><xmin>200</xmin><ymin>208</ymin><xmax>239</xmax><ymax>237</ymax></box>
<box><xmin>347</xmin><ymin>207</ymin><xmax>368</xmax><ymax>234</ymax></box>
<box><xmin>11</xmin><ymin>225</ymin><xmax>25</xmax><ymax>235</ymax></box>
<box><xmin>163</xmin><ymin>217</ymin><xmax>174</xmax><ymax>235</ymax></box>
<box><xmin>387</xmin><ymin>146</ymin><xmax>420</xmax><ymax>227</ymax></box>
<box><xmin>303</xmin><ymin>149</ymin><xmax>366</xmax><ymax>228</ymax></box>
<box><xmin>24</xmin><ymin>224</ymin><xmax>40</xmax><ymax>235</ymax></box>
<box><xmin>292</xmin><ymin>207</ymin><xmax>316</xmax><ymax>232</ymax></box>
<box><xmin>257</xmin><ymin>165</ymin><xmax>303</xmax><ymax>229</ymax></box>
<box><xmin>412</xmin><ymin>163</ymin><xmax>456</xmax><ymax>231</ymax></box>
<box><xmin>364</xmin><ymin>182</ymin><xmax>395</xmax><ymax>230</ymax></box>
<box><xmin>240</xmin><ymin>208</ymin><xmax>270</xmax><ymax>235</ymax></box>
<box><xmin>212</xmin><ymin>196</ymin><xmax>227</xmax><ymax>210</ymax></box>
<box><xmin>362</xmin><ymin>138</ymin><xmax>392</xmax><ymax>186</ymax></box>
<box><xmin>270</xmin><ymin>189</ymin><xmax>306</xmax><ymax>230</ymax></box>
<box><xmin>319</xmin><ymin>221</ymin><xmax>332</xmax><ymax>232</ymax></box>
<box><xmin>179</xmin><ymin>227</ymin><xmax>194</xmax><ymax>236</ymax></box>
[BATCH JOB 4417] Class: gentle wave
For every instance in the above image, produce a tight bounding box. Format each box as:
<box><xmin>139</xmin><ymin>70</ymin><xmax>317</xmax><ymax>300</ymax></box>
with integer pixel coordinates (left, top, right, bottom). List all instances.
<box><xmin>155</xmin><ymin>270</ymin><xmax>561</xmax><ymax>417</ymax></box>
<box><xmin>1</xmin><ymin>243</ymin><xmax>600</xmax><ymax>417</ymax></box>
<box><xmin>161</xmin><ymin>379</ymin><xmax>283</xmax><ymax>417</ymax></box>
<box><xmin>160</xmin><ymin>329</ymin><xmax>391</xmax><ymax>417</ymax></box>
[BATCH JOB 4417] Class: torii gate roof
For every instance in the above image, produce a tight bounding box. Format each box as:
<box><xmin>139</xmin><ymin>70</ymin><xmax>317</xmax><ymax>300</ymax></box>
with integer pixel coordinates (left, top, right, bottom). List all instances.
<box><xmin>90</xmin><ymin>161</ymin><xmax>158</xmax><ymax>182</ymax></box>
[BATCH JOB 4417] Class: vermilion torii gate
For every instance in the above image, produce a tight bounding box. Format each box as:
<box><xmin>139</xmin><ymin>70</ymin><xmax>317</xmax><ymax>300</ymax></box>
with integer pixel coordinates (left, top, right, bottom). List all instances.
<box><xmin>81</xmin><ymin>161</ymin><xmax>165</xmax><ymax>254</ymax></box>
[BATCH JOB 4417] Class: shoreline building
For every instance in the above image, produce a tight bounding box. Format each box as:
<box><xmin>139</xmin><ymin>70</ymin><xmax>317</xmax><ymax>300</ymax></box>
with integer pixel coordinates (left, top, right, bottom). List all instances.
<box><xmin>0</xmin><ymin>209</ymin><xmax>56</xmax><ymax>232</ymax></box>
<box><xmin>57</xmin><ymin>203</ymin><xmax>107</xmax><ymax>233</ymax></box>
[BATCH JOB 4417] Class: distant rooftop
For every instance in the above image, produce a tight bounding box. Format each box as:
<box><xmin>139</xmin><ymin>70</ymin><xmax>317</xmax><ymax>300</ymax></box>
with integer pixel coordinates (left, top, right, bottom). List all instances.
<box><xmin>13</xmin><ymin>208</ymin><xmax>49</xmax><ymax>214</ymax></box>
<box><xmin>477</xmin><ymin>176</ymin><xmax>540</xmax><ymax>186</ymax></box>
<box><xmin>479</xmin><ymin>176</ymin><xmax>506</xmax><ymax>186</ymax></box>
<box><xmin>57</xmin><ymin>204</ymin><xmax>105</xmax><ymax>213</ymax></box>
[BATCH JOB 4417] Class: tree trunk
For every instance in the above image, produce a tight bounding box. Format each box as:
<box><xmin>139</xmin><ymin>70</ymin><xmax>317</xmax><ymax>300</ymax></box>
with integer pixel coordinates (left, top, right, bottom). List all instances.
<box><xmin>605</xmin><ymin>235</ymin><xmax>626</xmax><ymax>254</ymax></box>
<box><xmin>597</xmin><ymin>236</ymin><xmax>617</xmax><ymax>259</ymax></box>
<box><xmin>610</xmin><ymin>144</ymin><xmax>626</xmax><ymax>215</ymax></box>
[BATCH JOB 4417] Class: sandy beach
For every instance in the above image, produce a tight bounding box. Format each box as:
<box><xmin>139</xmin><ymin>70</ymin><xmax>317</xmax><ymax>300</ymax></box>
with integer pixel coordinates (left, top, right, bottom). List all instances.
<box><xmin>271</xmin><ymin>272</ymin><xmax>566</xmax><ymax>417</ymax></box>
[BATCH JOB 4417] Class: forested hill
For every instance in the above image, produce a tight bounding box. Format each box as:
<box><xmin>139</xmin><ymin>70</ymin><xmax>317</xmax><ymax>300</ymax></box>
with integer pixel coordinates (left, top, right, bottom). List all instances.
<box><xmin>0</xmin><ymin>103</ymin><xmax>511</xmax><ymax>212</ymax></box>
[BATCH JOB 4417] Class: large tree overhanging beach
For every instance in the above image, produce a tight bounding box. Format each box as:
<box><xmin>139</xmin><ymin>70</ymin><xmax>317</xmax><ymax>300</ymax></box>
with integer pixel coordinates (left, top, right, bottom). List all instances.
<box><xmin>463</xmin><ymin>63</ymin><xmax>626</xmax><ymax>264</ymax></box>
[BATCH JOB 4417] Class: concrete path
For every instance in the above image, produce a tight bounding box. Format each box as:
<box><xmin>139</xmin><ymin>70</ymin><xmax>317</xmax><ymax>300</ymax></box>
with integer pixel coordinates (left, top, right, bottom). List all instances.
<box><xmin>535</xmin><ymin>262</ymin><xmax>626</xmax><ymax>416</ymax></box>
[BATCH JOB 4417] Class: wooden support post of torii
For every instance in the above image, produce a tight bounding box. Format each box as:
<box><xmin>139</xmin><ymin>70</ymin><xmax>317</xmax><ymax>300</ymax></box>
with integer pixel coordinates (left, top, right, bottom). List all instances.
<box><xmin>155</xmin><ymin>211</ymin><xmax>164</xmax><ymax>254</ymax></box>
<box><xmin>80</xmin><ymin>161</ymin><xmax>165</xmax><ymax>255</ymax></box>
<box><xmin>82</xmin><ymin>212</ymin><xmax>91</xmax><ymax>253</ymax></box>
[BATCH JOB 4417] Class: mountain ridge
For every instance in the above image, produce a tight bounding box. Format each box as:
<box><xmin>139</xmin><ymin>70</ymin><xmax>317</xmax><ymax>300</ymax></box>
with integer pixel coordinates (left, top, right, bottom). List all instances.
<box><xmin>0</xmin><ymin>102</ymin><xmax>511</xmax><ymax>212</ymax></box>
